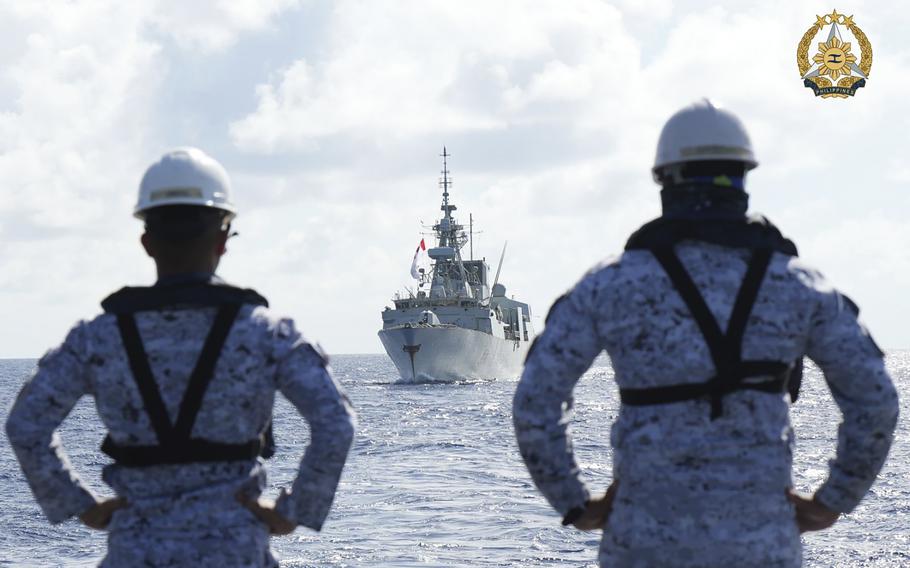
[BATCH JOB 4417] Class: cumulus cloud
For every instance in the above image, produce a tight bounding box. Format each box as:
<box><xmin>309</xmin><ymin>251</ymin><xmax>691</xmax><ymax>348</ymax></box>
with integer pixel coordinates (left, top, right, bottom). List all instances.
<box><xmin>0</xmin><ymin>0</ymin><xmax>306</xmax><ymax>355</ymax></box>
<box><xmin>230</xmin><ymin>0</ymin><xmax>638</xmax><ymax>151</ymax></box>
<box><xmin>0</xmin><ymin>3</ymin><xmax>158</xmax><ymax>232</ymax></box>
<box><xmin>1</xmin><ymin>0</ymin><xmax>907</xmax><ymax>356</ymax></box>
<box><xmin>225</xmin><ymin>0</ymin><xmax>908</xmax><ymax>352</ymax></box>
<box><xmin>0</xmin><ymin>0</ymin><xmax>304</xmax><ymax>232</ymax></box>
<box><xmin>149</xmin><ymin>0</ymin><xmax>303</xmax><ymax>52</ymax></box>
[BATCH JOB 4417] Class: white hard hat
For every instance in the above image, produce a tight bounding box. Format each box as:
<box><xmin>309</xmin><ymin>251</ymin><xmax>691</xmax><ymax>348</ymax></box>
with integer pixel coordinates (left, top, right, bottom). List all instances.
<box><xmin>653</xmin><ymin>98</ymin><xmax>757</xmax><ymax>174</ymax></box>
<box><xmin>134</xmin><ymin>147</ymin><xmax>236</xmax><ymax>219</ymax></box>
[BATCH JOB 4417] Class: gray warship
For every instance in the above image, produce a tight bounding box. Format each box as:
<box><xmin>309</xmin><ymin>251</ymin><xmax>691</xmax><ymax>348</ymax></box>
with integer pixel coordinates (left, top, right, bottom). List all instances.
<box><xmin>378</xmin><ymin>149</ymin><xmax>535</xmax><ymax>381</ymax></box>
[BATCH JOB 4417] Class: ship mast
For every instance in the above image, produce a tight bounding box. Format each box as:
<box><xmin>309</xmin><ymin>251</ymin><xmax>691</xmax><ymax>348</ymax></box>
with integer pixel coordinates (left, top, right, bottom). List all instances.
<box><xmin>429</xmin><ymin>147</ymin><xmax>473</xmax><ymax>300</ymax></box>
<box><xmin>435</xmin><ymin>146</ymin><xmax>457</xmax><ymax>250</ymax></box>
<box><xmin>469</xmin><ymin>213</ymin><xmax>473</xmax><ymax>261</ymax></box>
<box><xmin>439</xmin><ymin>147</ymin><xmax>454</xmax><ymax>246</ymax></box>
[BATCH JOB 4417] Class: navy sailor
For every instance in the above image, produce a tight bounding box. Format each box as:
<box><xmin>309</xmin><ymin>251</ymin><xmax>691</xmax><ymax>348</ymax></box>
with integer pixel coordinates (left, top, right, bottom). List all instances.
<box><xmin>7</xmin><ymin>148</ymin><xmax>356</xmax><ymax>567</ymax></box>
<box><xmin>513</xmin><ymin>100</ymin><xmax>899</xmax><ymax>567</ymax></box>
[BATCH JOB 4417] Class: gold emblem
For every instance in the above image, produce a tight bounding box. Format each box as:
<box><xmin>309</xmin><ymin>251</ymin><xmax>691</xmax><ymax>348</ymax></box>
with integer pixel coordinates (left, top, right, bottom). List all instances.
<box><xmin>797</xmin><ymin>9</ymin><xmax>873</xmax><ymax>98</ymax></box>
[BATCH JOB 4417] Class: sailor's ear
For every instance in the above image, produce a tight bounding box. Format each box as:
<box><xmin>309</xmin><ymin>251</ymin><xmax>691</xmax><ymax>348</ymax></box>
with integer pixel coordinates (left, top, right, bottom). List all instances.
<box><xmin>215</xmin><ymin>229</ymin><xmax>229</xmax><ymax>256</ymax></box>
<box><xmin>140</xmin><ymin>232</ymin><xmax>155</xmax><ymax>258</ymax></box>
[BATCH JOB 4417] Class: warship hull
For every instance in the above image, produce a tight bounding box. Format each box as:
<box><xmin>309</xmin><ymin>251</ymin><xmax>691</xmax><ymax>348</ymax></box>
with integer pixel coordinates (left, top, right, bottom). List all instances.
<box><xmin>378</xmin><ymin>325</ymin><xmax>530</xmax><ymax>381</ymax></box>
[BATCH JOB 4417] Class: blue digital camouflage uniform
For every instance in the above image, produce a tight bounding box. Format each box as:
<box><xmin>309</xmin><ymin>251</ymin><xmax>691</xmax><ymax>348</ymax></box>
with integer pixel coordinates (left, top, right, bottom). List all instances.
<box><xmin>6</xmin><ymin>293</ymin><xmax>356</xmax><ymax>567</ymax></box>
<box><xmin>513</xmin><ymin>241</ymin><xmax>899</xmax><ymax>567</ymax></box>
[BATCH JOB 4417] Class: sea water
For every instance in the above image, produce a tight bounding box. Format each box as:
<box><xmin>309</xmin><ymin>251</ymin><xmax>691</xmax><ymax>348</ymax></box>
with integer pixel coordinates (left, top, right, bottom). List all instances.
<box><xmin>1</xmin><ymin>353</ymin><xmax>907</xmax><ymax>567</ymax></box>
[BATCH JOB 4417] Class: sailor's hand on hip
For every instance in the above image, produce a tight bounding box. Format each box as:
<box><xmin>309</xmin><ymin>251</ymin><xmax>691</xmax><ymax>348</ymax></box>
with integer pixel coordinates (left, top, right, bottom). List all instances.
<box><xmin>572</xmin><ymin>481</ymin><xmax>619</xmax><ymax>531</ymax></box>
<box><xmin>236</xmin><ymin>491</ymin><xmax>296</xmax><ymax>535</ymax></box>
<box><xmin>787</xmin><ymin>489</ymin><xmax>839</xmax><ymax>533</ymax></box>
<box><xmin>79</xmin><ymin>497</ymin><xmax>128</xmax><ymax>530</ymax></box>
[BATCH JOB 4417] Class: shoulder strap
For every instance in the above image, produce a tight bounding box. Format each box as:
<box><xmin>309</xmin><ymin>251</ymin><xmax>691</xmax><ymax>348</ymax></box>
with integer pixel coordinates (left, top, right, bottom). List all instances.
<box><xmin>726</xmin><ymin>249</ymin><xmax>773</xmax><ymax>361</ymax></box>
<box><xmin>172</xmin><ymin>304</ymin><xmax>241</xmax><ymax>440</ymax></box>
<box><xmin>116</xmin><ymin>304</ymin><xmax>240</xmax><ymax>446</ymax></box>
<box><xmin>651</xmin><ymin>247</ymin><xmax>729</xmax><ymax>371</ymax></box>
<box><xmin>116</xmin><ymin>314</ymin><xmax>175</xmax><ymax>444</ymax></box>
<box><xmin>651</xmin><ymin>247</ymin><xmax>777</xmax><ymax>419</ymax></box>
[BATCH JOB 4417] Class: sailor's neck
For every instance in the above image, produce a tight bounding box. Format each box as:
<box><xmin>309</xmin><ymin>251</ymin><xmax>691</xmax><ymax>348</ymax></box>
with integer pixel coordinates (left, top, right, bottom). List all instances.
<box><xmin>155</xmin><ymin>271</ymin><xmax>218</xmax><ymax>287</ymax></box>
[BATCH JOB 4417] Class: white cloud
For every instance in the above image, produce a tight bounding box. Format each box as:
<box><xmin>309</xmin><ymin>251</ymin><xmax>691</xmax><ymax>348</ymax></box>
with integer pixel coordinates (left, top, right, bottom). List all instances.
<box><xmin>0</xmin><ymin>2</ymin><xmax>161</xmax><ymax>232</ymax></box>
<box><xmin>225</xmin><ymin>0</ymin><xmax>908</xmax><ymax>352</ymax></box>
<box><xmin>230</xmin><ymin>0</ymin><xmax>638</xmax><ymax>151</ymax></box>
<box><xmin>0</xmin><ymin>0</ymin><xmax>312</xmax><ymax>355</ymax></box>
<box><xmin>149</xmin><ymin>0</ymin><xmax>303</xmax><ymax>52</ymax></box>
<box><xmin>1</xmin><ymin>0</ymin><xmax>908</xmax><ymax>356</ymax></box>
<box><xmin>0</xmin><ymin>0</ymin><xmax>304</xmax><ymax>233</ymax></box>
<box><xmin>614</xmin><ymin>0</ymin><xmax>673</xmax><ymax>19</ymax></box>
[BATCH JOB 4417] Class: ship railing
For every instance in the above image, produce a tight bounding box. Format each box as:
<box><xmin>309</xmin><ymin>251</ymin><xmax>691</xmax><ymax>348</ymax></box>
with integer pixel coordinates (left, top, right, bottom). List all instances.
<box><xmin>392</xmin><ymin>296</ymin><xmax>482</xmax><ymax>309</ymax></box>
<box><xmin>392</xmin><ymin>322</ymin><xmax>458</xmax><ymax>330</ymax></box>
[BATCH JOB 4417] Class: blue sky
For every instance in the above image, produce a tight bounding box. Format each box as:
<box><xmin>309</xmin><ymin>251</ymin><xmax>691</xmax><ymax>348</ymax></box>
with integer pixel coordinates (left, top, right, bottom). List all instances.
<box><xmin>1</xmin><ymin>0</ymin><xmax>907</xmax><ymax>356</ymax></box>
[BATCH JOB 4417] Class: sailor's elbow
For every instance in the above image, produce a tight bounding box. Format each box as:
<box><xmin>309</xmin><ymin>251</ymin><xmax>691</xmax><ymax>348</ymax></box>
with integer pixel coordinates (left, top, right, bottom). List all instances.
<box><xmin>843</xmin><ymin>386</ymin><xmax>899</xmax><ymax>439</ymax></box>
<box><xmin>330</xmin><ymin>413</ymin><xmax>356</xmax><ymax>450</ymax></box>
<box><xmin>514</xmin><ymin>360</ymin><xmax>539</xmax><ymax>394</ymax></box>
<box><xmin>512</xmin><ymin>383</ymin><xmax>530</xmax><ymax>426</ymax></box>
<box><xmin>882</xmin><ymin>388</ymin><xmax>900</xmax><ymax>427</ymax></box>
<box><xmin>513</xmin><ymin>365</ymin><xmax>548</xmax><ymax>416</ymax></box>
<box><xmin>868</xmin><ymin>374</ymin><xmax>900</xmax><ymax>423</ymax></box>
<box><xmin>341</xmin><ymin>416</ymin><xmax>356</xmax><ymax>445</ymax></box>
<box><xmin>4</xmin><ymin>416</ymin><xmax>17</xmax><ymax>448</ymax></box>
<box><xmin>5</xmin><ymin>405</ymin><xmax>33</xmax><ymax>450</ymax></box>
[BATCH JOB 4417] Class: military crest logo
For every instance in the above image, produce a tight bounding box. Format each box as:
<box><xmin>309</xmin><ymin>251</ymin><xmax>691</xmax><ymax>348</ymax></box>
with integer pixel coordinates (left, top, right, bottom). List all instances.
<box><xmin>797</xmin><ymin>10</ymin><xmax>873</xmax><ymax>98</ymax></box>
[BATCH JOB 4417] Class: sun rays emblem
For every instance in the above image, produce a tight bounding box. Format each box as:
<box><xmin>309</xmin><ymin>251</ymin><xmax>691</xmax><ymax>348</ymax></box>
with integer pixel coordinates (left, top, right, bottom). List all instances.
<box><xmin>797</xmin><ymin>9</ymin><xmax>873</xmax><ymax>98</ymax></box>
<box><xmin>813</xmin><ymin>36</ymin><xmax>856</xmax><ymax>81</ymax></box>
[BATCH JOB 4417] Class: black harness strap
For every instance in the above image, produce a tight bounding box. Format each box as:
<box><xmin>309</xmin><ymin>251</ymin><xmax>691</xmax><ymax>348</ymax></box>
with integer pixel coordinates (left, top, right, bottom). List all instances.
<box><xmin>620</xmin><ymin>248</ymin><xmax>790</xmax><ymax>419</ymax></box>
<box><xmin>101</xmin><ymin>438</ymin><xmax>263</xmax><ymax>467</ymax></box>
<box><xmin>726</xmin><ymin>249</ymin><xmax>773</xmax><ymax>356</ymax></box>
<box><xmin>173</xmin><ymin>303</ymin><xmax>241</xmax><ymax>441</ymax></box>
<box><xmin>619</xmin><ymin>372</ymin><xmax>789</xmax><ymax>406</ymax></box>
<box><xmin>651</xmin><ymin>248</ymin><xmax>729</xmax><ymax>368</ymax></box>
<box><xmin>115</xmin><ymin>314</ymin><xmax>175</xmax><ymax>445</ymax></box>
<box><xmin>102</xmin><ymin>304</ymin><xmax>266</xmax><ymax>466</ymax></box>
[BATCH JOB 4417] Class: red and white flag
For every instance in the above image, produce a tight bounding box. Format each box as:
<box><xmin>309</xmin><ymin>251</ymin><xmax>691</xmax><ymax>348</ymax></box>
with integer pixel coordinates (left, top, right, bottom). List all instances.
<box><xmin>410</xmin><ymin>238</ymin><xmax>430</xmax><ymax>279</ymax></box>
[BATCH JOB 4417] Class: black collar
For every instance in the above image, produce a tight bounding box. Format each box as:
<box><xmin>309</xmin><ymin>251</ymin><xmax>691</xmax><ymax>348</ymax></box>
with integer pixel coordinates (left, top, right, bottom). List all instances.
<box><xmin>102</xmin><ymin>279</ymin><xmax>269</xmax><ymax>314</ymax></box>
<box><xmin>625</xmin><ymin>214</ymin><xmax>798</xmax><ymax>256</ymax></box>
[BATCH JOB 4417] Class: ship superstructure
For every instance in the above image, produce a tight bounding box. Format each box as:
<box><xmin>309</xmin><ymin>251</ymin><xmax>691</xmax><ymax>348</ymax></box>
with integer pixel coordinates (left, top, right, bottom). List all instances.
<box><xmin>379</xmin><ymin>149</ymin><xmax>534</xmax><ymax>381</ymax></box>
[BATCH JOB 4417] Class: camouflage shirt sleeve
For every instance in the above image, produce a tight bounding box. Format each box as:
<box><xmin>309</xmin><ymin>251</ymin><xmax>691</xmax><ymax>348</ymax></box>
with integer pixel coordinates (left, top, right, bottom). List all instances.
<box><xmin>512</xmin><ymin>269</ymin><xmax>608</xmax><ymax>516</ymax></box>
<box><xmin>800</xmin><ymin>265</ymin><xmax>899</xmax><ymax>513</ymax></box>
<box><xmin>270</xmin><ymin>318</ymin><xmax>356</xmax><ymax>531</ymax></box>
<box><xmin>5</xmin><ymin>322</ymin><xmax>100</xmax><ymax>524</ymax></box>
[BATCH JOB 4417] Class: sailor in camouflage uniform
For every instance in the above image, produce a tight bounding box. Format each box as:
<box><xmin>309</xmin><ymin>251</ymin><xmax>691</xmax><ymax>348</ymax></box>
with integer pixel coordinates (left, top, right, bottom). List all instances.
<box><xmin>6</xmin><ymin>148</ymin><xmax>356</xmax><ymax>567</ymax></box>
<box><xmin>513</xmin><ymin>100</ymin><xmax>899</xmax><ymax>567</ymax></box>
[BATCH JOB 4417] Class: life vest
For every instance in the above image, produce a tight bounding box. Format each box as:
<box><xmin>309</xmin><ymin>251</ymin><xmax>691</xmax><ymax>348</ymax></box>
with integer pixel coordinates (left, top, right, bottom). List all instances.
<box><xmin>99</xmin><ymin>281</ymin><xmax>276</xmax><ymax>466</ymax></box>
<box><xmin>621</xmin><ymin>215</ymin><xmax>803</xmax><ymax>419</ymax></box>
